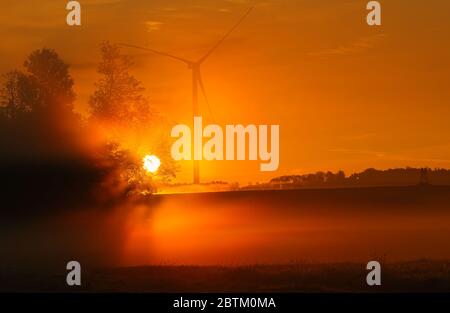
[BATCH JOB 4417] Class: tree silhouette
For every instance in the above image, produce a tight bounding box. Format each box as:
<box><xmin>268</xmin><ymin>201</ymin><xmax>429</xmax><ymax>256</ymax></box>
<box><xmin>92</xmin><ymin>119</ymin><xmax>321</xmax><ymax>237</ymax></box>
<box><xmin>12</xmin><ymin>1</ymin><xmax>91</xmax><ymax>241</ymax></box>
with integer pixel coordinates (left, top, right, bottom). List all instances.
<box><xmin>0</xmin><ymin>70</ymin><xmax>38</xmax><ymax>118</ymax></box>
<box><xmin>0</xmin><ymin>48</ymin><xmax>80</xmax><ymax>161</ymax></box>
<box><xmin>89</xmin><ymin>41</ymin><xmax>153</xmax><ymax>125</ymax></box>
<box><xmin>89</xmin><ymin>41</ymin><xmax>176</xmax><ymax>186</ymax></box>
<box><xmin>24</xmin><ymin>48</ymin><xmax>75</xmax><ymax>113</ymax></box>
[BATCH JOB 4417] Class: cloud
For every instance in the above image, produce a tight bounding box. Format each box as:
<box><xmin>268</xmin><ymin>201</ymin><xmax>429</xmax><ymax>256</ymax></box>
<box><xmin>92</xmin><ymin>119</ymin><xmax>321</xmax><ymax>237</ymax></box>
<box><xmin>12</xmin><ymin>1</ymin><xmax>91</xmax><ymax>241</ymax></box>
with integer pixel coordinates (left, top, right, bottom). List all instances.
<box><xmin>144</xmin><ymin>21</ymin><xmax>163</xmax><ymax>32</ymax></box>
<box><xmin>340</xmin><ymin>133</ymin><xmax>376</xmax><ymax>141</ymax></box>
<box><xmin>84</xmin><ymin>0</ymin><xmax>124</xmax><ymax>4</ymax></box>
<box><xmin>224</xmin><ymin>0</ymin><xmax>253</xmax><ymax>4</ymax></box>
<box><xmin>329</xmin><ymin>148</ymin><xmax>386</xmax><ymax>158</ymax></box>
<box><xmin>383</xmin><ymin>156</ymin><xmax>450</xmax><ymax>164</ymax></box>
<box><xmin>308</xmin><ymin>34</ymin><xmax>387</xmax><ymax>57</ymax></box>
<box><xmin>330</xmin><ymin>148</ymin><xmax>450</xmax><ymax>164</ymax></box>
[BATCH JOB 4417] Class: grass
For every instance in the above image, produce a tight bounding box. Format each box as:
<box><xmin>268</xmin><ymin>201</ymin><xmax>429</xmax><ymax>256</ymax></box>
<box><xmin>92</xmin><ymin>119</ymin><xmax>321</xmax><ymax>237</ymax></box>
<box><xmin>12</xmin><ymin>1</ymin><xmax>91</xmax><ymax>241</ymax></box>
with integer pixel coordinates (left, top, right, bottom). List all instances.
<box><xmin>2</xmin><ymin>260</ymin><xmax>450</xmax><ymax>292</ymax></box>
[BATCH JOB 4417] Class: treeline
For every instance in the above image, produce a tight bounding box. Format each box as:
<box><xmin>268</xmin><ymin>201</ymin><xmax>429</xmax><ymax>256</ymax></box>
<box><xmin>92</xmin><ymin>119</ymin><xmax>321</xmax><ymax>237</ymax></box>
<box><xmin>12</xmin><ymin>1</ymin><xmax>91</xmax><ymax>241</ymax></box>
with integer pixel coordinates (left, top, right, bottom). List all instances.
<box><xmin>265</xmin><ymin>168</ymin><xmax>450</xmax><ymax>189</ymax></box>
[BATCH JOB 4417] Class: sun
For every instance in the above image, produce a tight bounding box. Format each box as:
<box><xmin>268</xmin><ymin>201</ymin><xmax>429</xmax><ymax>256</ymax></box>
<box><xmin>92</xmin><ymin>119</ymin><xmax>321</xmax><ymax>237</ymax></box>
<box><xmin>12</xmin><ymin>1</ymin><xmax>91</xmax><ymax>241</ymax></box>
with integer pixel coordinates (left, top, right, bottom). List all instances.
<box><xmin>143</xmin><ymin>155</ymin><xmax>161</xmax><ymax>173</ymax></box>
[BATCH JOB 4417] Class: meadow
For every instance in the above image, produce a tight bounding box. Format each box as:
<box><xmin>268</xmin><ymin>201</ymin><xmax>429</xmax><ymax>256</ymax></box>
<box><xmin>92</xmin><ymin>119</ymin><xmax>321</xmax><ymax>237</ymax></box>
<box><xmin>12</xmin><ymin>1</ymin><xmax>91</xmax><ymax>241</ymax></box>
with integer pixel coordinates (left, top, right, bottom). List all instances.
<box><xmin>1</xmin><ymin>185</ymin><xmax>450</xmax><ymax>292</ymax></box>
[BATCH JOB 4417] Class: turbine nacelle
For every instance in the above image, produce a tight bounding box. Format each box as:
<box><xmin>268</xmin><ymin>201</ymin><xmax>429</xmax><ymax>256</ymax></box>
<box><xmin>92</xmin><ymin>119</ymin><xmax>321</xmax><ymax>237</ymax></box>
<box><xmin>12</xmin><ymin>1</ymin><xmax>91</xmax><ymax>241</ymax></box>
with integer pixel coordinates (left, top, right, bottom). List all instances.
<box><xmin>187</xmin><ymin>62</ymin><xmax>199</xmax><ymax>70</ymax></box>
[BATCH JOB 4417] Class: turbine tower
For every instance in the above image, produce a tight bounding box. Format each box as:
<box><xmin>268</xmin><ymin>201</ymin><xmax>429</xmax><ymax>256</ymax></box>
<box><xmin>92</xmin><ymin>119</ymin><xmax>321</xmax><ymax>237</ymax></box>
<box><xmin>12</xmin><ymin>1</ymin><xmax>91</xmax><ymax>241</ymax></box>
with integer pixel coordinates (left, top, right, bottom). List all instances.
<box><xmin>120</xmin><ymin>7</ymin><xmax>253</xmax><ymax>184</ymax></box>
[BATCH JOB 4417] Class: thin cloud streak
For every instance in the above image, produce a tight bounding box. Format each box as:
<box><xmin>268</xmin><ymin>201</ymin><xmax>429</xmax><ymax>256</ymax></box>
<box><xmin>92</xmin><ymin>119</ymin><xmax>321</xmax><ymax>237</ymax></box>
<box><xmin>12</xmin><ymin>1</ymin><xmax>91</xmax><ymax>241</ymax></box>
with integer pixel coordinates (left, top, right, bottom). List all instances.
<box><xmin>308</xmin><ymin>34</ymin><xmax>387</xmax><ymax>57</ymax></box>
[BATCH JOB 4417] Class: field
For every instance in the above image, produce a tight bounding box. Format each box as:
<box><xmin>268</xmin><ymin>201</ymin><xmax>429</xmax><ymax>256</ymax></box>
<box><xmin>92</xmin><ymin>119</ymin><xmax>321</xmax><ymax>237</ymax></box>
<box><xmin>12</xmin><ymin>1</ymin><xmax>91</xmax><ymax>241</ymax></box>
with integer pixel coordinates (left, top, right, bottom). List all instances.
<box><xmin>1</xmin><ymin>185</ymin><xmax>450</xmax><ymax>292</ymax></box>
<box><xmin>2</xmin><ymin>261</ymin><xmax>450</xmax><ymax>292</ymax></box>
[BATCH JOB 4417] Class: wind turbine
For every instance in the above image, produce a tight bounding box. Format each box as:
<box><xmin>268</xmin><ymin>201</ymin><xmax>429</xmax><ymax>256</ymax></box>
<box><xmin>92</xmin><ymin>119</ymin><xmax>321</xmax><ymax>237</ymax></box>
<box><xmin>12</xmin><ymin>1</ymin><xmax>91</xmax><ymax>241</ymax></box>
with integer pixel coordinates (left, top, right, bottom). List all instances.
<box><xmin>120</xmin><ymin>6</ymin><xmax>253</xmax><ymax>184</ymax></box>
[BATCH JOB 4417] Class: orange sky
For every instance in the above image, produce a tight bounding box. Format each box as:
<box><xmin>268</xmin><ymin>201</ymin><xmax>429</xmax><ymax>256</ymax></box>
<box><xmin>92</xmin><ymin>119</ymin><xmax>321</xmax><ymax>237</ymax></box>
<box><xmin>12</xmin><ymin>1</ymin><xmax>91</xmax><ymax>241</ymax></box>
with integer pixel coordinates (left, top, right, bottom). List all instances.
<box><xmin>1</xmin><ymin>0</ymin><xmax>450</xmax><ymax>184</ymax></box>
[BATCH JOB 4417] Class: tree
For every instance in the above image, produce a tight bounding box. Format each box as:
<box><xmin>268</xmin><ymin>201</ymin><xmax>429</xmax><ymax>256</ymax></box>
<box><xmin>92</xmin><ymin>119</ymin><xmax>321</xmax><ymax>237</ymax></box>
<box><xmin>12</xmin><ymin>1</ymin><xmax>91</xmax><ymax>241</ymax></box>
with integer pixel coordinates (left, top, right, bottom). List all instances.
<box><xmin>0</xmin><ymin>49</ymin><xmax>80</xmax><ymax>162</ymax></box>
<box><xmin>0</xmin><ymin>70</ymin><xmax>38</xmax><ymax>118</ymax></box>
<box><xmin>1</xmin><ymin>49</ymin><xmax>77</xmax><ymax>120</ymax></box>
<box><xmin>89</xmin><ymin>41</ymin><xmax>177</xmax><ymax>189</ymax></box>
<box><xmin>24</xmin><ymin>48</ymin><xmax>75</xmax><ymax>113</ymax></box>
<box><xmin>89</xmin><ymin>41</ymin><xmax>153</xmax><ymax>125</ymax></box>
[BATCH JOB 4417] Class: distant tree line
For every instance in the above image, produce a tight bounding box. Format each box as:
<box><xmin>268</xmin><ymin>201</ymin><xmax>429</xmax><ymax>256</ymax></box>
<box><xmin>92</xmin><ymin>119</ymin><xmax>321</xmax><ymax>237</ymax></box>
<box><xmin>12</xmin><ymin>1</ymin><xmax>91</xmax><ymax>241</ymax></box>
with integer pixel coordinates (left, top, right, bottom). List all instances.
<box><xmin>265</xmin><ymin>168</ymin><xmax>450</xmax><ymax>189</ymax></box>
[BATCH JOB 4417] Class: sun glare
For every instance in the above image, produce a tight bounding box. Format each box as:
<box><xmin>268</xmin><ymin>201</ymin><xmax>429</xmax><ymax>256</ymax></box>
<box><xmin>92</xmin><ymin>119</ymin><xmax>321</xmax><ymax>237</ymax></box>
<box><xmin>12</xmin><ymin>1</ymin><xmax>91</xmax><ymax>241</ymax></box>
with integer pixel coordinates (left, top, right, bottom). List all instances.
<box><xmin>143</xmin><ymin>155</ymin><xmax>161</xmax><ymax>173</ymax></box>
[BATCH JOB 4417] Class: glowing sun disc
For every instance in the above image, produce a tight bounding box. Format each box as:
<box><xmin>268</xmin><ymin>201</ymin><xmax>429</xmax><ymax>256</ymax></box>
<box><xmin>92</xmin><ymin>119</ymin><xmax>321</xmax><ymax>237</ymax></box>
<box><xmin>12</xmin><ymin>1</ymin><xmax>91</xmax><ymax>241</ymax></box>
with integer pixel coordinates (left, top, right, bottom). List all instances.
<box><xmin>143</xmin><ymin>155</ymin><xmax>161</xmax><ymax>173</ymax></box>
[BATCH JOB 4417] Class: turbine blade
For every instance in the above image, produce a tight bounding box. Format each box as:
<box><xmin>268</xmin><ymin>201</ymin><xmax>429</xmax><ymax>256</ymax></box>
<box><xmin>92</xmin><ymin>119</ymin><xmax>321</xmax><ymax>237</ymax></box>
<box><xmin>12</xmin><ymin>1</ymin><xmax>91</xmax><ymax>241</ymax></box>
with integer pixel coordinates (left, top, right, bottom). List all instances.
<box><xmin>198</xmin><ymin>6</ymin><xmax>254</xmax><ymax>64</ymax></box>
<box><xmin>119</xmin><ymin>43</ymin><xmax>193</xmax><ymax>65</ymax></box>
<box><xmin>197</xmin><ymin>69</ymin><xmax>215</xmax><ymax>122</ymax></box>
